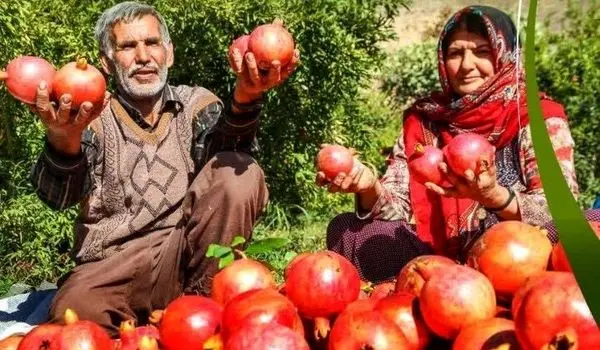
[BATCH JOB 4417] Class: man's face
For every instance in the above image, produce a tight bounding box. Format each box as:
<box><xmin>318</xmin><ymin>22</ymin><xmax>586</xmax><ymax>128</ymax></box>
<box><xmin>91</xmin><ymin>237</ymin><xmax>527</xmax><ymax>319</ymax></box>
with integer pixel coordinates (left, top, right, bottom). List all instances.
<box><xmin>102</xmin><ymin>15</ymin><xmax>174</xmax><ymax>100</ymax></box>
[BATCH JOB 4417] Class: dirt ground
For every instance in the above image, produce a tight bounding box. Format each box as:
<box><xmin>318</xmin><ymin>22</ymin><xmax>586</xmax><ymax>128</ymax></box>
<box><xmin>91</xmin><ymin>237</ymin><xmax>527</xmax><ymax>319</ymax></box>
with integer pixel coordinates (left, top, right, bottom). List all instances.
<box><xmin>383</xmin><ymin>0</ymin><xmax>580</xmax><ymax>52</ymax></box>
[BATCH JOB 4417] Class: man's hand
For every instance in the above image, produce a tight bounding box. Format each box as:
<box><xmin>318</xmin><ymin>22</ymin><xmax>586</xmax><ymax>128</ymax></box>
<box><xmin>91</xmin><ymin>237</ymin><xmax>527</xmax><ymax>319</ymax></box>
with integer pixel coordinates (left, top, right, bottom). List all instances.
<box><xmin>229</xmin><ymin>19</ymin><xmax>300</xmax><ymax>104</ymax></box>
<box><xmin>29</xmin><ymin>80</ymin><xmax>110</xmax><ymax>155</ymax></box>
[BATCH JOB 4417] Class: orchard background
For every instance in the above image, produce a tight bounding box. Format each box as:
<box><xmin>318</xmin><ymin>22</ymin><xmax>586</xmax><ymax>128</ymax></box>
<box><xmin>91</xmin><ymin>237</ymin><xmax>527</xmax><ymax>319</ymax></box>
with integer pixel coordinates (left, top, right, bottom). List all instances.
<box><xmin>0</xmin><ymin>0</ymin><xmax>598</xmax><ymax>293</ymax></box>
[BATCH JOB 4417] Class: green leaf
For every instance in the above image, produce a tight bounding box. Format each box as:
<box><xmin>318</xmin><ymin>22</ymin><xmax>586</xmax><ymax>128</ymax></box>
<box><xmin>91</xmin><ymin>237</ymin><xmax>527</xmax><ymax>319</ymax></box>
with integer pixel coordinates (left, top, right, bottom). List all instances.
<box><xmin>205</xmin><ymin>244</ymin><xmax>232</xmax><ymax>259</ymax></box>
<box><xmin>231</xmin><ymin>235</ymin><xmax>246</xmax><ymax>248</ymax></box>
<box><xmin>218</xmin><ymin>252</ymin><xmax>235</xmax><ymax>269</ymax></box>
<box><xmin>245</xmin><ymin>238</ymin><xmax>290</xmax><ymax>255</ymax></box>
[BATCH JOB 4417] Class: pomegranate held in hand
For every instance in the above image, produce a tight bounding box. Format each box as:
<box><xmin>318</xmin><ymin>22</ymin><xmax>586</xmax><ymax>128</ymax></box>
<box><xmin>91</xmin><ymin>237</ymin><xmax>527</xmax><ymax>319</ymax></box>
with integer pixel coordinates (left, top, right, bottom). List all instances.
<box><xmin>248</xmin><ymin>24</ymin><xmax>295</xmax><ymax>70</ymax></box>
<box><xmin>419</xmin><ymin>264</ymin><xmax>496</xmax><ymax>339</ymax></box>
<box><xmin>225</xmin><ymin>323</ymin><xmax>309</xmax><ymax>350</ymax></box>
<box><xmin>220</xmin><ymin>288</ymin><xmax>304</xmax><ymax>341</ymax></box>
<box><xmin>513</xmin><ymin>271</ymin><xmax>600</xmax><ymax>350</ymax></box>
<box><xmin>230</xmin><ymin>35</ymin><xmax>250</xmax><ymax>57</ymax></box>
<box><xmin>443</xmin><ymin>133</ymin><xmax>495</xmax><ymax>176</ymax></box>
<box><xmin>375</xmin><ymin>293</ymin><xmax>431</xmax><ymax>350</ymax></box>
<box><xmin>467</xmin><ymin>221</ymin><xmax>553</xmax><ymax>301</ymax></box>
<box><xmin>316</xmin><ymin>145</ymin><xmax>354</xmax><ymax>181</ymax></box>
<box><xmin>0</xmin><ymin>56</ymin><xmax>56</xmax><ymax>104</ymax></box>
<box><xmin>211</xmin><ymin>258</ymin><xmax>276</xmax><ymax>306</ymax></box>
<box><xmin>452</xmin><ymin>318</ymin><xmax>520</xmax><ymax>350</ymax></box>
<box><xmin>284</xmin><ymin>251</ymin><xmax>361</xmax><ymax>339</ymax></box>
<box><xmin>395</xmin><ymin>255</ymin><xmax>456</xmax><ymax>297</ymax></box>
<box><xmin>158</xmin><ymin>296</ymin><xmax>222</xmax><ymax>350</ymax></box>
<box><xmin>52</xmin><ymin>57</ymin><xmax>106</xmax><ymax>109</ymax></box>
<box><xmin>408</xmin><ymin>144</ymin><xmax>449</xmax><ymax>186</ymax></box>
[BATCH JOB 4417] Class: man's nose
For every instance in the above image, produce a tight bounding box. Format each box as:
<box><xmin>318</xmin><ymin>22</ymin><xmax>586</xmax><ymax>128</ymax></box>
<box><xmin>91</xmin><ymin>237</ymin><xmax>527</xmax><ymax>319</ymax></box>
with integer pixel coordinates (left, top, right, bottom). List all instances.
<box><xmin>135</xmin><ymin>44</ymin><xmax>151</xmax><ymax>64</ymax></box>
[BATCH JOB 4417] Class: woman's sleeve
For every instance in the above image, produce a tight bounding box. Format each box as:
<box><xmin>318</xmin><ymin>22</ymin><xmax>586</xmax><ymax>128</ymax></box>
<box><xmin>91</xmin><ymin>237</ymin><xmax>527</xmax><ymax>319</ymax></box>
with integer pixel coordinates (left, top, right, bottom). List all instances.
<box><xmin>355</xmin><ymin>129</ymin><xmax>413</xmax><ymax>222</ymax></box>
<box><xmin>515</xmin><ymin>117</ymin><xmax>580</xmax><ymax>226</ymax></box>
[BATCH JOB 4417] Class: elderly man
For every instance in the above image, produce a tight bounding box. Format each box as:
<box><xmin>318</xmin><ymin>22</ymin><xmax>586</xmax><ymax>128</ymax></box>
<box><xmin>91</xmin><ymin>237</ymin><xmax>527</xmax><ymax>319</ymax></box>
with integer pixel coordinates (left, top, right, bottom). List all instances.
<box><xmin>28</xmin><ymin>1</ymin><xmax>298</xmax><ymax>336</ymax></box>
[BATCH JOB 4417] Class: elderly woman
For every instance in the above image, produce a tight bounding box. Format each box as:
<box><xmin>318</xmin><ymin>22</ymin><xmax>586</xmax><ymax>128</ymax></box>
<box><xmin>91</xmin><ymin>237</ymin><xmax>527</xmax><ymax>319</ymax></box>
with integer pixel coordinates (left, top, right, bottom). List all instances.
<box><xmin>317</xmin><ymin>5</ymin><xmax>581</xmax><ymax>283</ymax></box>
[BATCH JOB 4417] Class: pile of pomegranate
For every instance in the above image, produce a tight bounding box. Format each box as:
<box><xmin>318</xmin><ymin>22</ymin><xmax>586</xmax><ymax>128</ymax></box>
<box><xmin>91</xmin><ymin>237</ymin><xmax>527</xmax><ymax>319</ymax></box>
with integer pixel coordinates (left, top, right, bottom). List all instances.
<box><xmin>2</xmin><ymin>220</ymin><xmax>597</xmax><ymax>349</ymax></box>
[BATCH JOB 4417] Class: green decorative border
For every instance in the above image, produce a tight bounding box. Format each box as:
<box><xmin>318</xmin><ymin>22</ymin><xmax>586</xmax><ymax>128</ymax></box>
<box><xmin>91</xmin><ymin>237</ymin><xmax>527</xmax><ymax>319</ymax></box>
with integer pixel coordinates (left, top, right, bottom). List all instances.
<box><xmin>525</xmin><ymin>0</ymin><xmax>600</xmax><ymax>323</ymax></box>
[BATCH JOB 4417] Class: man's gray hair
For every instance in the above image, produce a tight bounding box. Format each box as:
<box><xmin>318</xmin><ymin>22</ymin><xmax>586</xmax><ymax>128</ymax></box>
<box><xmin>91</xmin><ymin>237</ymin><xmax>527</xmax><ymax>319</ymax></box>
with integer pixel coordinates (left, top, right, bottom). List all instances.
<box><xmin>94</xmin><ymin>1</ymin><xmax>171</xmax><ymax>58</ymax></box>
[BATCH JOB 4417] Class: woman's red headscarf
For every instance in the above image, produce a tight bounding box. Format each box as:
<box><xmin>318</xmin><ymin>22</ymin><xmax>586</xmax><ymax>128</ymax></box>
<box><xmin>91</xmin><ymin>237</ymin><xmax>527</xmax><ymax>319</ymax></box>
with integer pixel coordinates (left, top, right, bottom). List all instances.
<box><xmin>402</xmin><ymin>6</ymin><xmax>567</xmax><ymax>257</ymax></box>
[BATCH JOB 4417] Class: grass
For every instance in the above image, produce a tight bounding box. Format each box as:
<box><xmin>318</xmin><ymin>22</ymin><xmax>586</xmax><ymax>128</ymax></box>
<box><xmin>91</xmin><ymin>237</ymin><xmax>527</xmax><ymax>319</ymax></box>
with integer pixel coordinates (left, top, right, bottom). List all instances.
<box><xmin>0</xmin><ymin>218</ymin><xmax>331</xmax><ymax>297</ymax></box>
<box><xmin>246</xmin><ymin>218</ymin><xmax>329</xmax><ymax>284</ymax></box>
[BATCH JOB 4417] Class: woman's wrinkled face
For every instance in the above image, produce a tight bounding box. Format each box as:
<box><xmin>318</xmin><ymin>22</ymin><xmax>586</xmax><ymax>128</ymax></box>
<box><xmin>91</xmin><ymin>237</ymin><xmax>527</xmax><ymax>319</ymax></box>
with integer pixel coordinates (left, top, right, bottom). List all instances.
<box><xmin>445</xmin><ymin>29</ymin><xmax>495</xmax><ymax>96</ymax></box>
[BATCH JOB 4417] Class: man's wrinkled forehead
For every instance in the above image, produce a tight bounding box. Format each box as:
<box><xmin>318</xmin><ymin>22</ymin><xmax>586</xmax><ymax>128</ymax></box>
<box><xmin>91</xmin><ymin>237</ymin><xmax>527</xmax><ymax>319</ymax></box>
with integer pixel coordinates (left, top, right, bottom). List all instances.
<box><xmin>111</xmin><ymin>14</ymin><xmax>163</xmax><ymax>46</ymax></box>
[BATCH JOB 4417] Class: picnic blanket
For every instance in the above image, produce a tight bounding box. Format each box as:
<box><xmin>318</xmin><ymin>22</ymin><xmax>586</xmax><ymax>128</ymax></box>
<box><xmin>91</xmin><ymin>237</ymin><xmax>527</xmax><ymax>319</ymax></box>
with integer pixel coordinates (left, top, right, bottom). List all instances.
<box><xmin>0</xmin><ymin>282</ymin><xmax>57</xmax><ymax>340</ymax></box>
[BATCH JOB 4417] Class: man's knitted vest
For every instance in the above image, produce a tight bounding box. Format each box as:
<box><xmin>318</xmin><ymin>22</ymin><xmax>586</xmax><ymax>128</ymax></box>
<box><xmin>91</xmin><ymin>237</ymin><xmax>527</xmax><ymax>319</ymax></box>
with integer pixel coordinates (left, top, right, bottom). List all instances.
<box><xmin>73</xmin><ymin>85</ymin><xmax>220</xmax><ymax>263</ymax></box>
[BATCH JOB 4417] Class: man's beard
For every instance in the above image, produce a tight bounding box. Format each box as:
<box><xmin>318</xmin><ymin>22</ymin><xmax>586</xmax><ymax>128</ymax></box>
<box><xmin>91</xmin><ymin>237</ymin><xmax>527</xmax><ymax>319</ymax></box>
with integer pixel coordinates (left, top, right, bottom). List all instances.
<box><xmin>113</xmin><ymin>60</ymin><xmax>168</xmax><ymax>100</ymax></box>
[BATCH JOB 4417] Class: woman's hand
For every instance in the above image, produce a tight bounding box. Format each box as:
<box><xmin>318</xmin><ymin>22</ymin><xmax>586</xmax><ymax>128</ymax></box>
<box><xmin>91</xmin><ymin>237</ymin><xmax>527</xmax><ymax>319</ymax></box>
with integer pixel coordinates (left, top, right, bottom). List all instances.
<box><xmin>424</xmin><ymin>160</ymin><xmax>511</xmax><ymax>208</ymax></box>
<box><xmin>315</xmin><ymin>146</ymin><xmax>378</xmax><ymax>194</ymax></box>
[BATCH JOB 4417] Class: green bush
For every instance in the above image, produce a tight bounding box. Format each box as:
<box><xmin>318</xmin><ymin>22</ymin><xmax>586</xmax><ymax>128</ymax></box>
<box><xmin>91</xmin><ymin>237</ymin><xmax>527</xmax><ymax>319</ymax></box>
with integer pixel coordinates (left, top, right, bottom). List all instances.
<box><xmin>380</xmin><ymin>2</ymin><xmax>599</xmax><ymax>207</ymax></box>
<box><xmin>535</xmin><ymin>1</ymin><xmax>600</xmax><ymax>206</ymax></box>
<box><xmin>0</xmin><ymin>0</ymin><xmax>407</xmax><ymax>289</ymax></box>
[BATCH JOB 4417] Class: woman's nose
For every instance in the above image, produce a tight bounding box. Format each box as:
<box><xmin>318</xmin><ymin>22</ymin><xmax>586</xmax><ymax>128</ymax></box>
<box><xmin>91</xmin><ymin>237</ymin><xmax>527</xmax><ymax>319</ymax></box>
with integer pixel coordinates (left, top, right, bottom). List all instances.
<box><xmin>460</xmin><ymin>50</ymin><xmax>477</xmax><ymax>71</ymax></box>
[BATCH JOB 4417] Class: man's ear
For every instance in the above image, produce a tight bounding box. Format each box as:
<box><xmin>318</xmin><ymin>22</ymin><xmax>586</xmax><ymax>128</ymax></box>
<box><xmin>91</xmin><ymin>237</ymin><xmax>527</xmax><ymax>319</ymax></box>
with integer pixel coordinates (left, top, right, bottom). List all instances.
<box><xmin>100</xmin><ymin>54</ymin><xmax>113</xmax><ymax>76</ymax></box>
<box><xmin>166</xmin><ymin>42</ymin><xmax>174</xmax><ymax>68</ymax></box>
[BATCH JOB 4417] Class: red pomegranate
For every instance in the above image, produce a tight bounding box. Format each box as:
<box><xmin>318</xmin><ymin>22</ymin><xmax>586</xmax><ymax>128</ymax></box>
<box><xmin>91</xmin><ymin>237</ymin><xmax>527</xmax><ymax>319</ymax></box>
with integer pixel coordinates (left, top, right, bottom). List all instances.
<box><xmin>220</xmin><ymin>288</ymin><xmax>304</xmax><ymax>341</ymax></box>
<box><xmin>374</xmin><ymin>293</ymin><xmax>431</xmax><ymax>350</ymax></box>
<box><xmin>328</xmin><ymin>309</ymin><xmax>412</xmax><ymax>350</ymax></box>
<box><xmin>510</xmin><ymin>271</ymin><xmax>555</xmax><ymax>319</ymax></box>
<box><xmin>229</xmin><ymin>34</ymin><xmax>250</xmax><ymax>59</ymax></box>
<box><xmin>452</xmin><ymin>318</ymin><xmax>520</xmax><ymax>350</ymax></box>
<box><xmin>137</xmin><ymin>336</ymin><xmax>159</xmax><ymax>350</ymax></box>
<box><xmin>17</xmin><ymin>324</ymin><xmax>62</xmax><ymax>350</ymax></box>
<box><xmin>551</xmin><ymin>221</ymin><xmax>600</xmax><ymax>272</ymax></box>
<box><xmin>495</xmin><ymin>305</ymin><xmax>512</xmax><ymax>320</ymax></box>
<box><xmin>118</xmin><ymin>320</ymin><xmax>160</xmax><ymax>350</ymax></box>
<box><xmin>395</xmin><ymin>255</ymin><xmax>456</xmax><ymax>297</ymax></box>
<box><xmin>513</xmin><ymin>271</ymin><xmax>600</xmax><ymax>349</ymax></box>
<box><xmin>225</xmin><ymin>323</ymin><xmax>309</xmax><ymax>350</ymax></box>
<box><xmin>0</xmin><ymin>335</ymin><xmax>23</xmax><ymax>350</ymax></box>
<box><xmin>419</xmin><ymin>264</ymin><xmax>496</xmax><ymax>339</ymax></box>
<box><xmin>369</xmin><ymin>282</ymin><xmax>396</xmax><ymax>300</ymax></box>
<box><xmin>358</xmin><ymin>280</ymin><xmax>372</xmax><ymax>300</ymax></box>
<box><xmin>1</xmin><ymin>56</ymin><xmax>57</xmax><ymax>105</ymax></box>
<box><xmin>284</xmin><ymin>252</ymin><xmax>311</xmax><ymax>280</ymax></box>
<box><xmin>158</xmin><ymin>295</ymin><xmax>222</xmax><ymax>350</ymax></box>
<box><xmin>443</xmin><ymin>133</ymin><xmax>495</xmax><ymax>176</ymax></box>
<box><xmin>211</xmin><ymin>258</ymin><xmax>276</xmax><ymax>306</ymax></box>
<box><xmin>248</xmin><ymin>23</ymin><xmax>295</xmax><ymax>70</ymax></box>
<box><xmin>49</xmin><ymin>309</ymin><xmax>113</xmax><ymax>350</ymax></box>
<box><xmin>316</xmin><ymin>145</ymin><xmax>354</xmax><ymax>181</ymax></box>
<box><xmin>408</xmin><ymin>144</ymin><xmax>450</xmax><ymax>186</ymax></box>
<box><xmin>52</xmin><ymin>57</ymin><xmax>106</xmax><ymax>109</ymax></box>
<box><xmin>284</xmin><ymin>251</ymin><xmax>361</xmax><ymax>339</ymax></box>
<box><xmin>467</xmin><ymin>221</ymin><xmax>553</xmax><ymax>301</ymax></box>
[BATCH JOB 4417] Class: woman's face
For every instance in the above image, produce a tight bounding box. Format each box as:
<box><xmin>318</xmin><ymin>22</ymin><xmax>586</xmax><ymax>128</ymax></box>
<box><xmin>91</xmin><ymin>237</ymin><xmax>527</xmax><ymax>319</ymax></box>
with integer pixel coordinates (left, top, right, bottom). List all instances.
<box><xmin>445</xmin><ymin>29</ymin><xmax>495</xmax><ymax>96</ymax></box>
